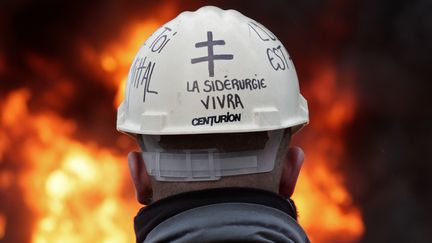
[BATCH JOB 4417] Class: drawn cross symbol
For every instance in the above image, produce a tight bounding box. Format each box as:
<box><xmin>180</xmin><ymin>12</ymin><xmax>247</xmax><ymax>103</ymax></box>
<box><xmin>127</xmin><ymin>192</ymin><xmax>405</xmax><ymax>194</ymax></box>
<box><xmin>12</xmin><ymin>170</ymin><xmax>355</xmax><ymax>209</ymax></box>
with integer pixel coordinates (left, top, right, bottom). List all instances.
<box><xmin>191</xmin><ymin>31</ymin><xmax>234</xmax><ymax>77</ymax></box>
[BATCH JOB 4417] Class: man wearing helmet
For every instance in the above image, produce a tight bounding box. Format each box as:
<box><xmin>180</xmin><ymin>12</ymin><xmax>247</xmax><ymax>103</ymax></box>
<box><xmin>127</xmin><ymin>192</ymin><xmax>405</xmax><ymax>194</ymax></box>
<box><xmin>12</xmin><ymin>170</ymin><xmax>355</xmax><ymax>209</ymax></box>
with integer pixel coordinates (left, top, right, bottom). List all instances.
<box><xmin>118</xmin><ymin>6</ymin><xmax>310</xmax><ymax>243</ymax></box>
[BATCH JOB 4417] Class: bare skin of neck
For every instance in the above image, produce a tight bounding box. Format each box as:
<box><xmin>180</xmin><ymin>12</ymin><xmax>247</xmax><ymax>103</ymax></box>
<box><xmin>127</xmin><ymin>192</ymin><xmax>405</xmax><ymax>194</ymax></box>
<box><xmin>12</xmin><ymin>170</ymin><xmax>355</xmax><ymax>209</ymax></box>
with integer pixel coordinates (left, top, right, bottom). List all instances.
<box><xmin>150</xmin><ymin>162</ymin><xmax>283</xmax><ymax>202</ymax></box>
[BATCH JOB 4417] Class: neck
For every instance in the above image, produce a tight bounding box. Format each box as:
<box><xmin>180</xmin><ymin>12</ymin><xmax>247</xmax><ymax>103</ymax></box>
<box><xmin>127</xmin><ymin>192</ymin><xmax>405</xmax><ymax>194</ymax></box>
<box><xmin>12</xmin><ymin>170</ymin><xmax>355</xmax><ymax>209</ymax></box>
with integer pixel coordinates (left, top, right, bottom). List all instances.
<box><xmin>150</xmin><ymin>172</ymin><xmax>281</xmax><ymax>202</ymax></box>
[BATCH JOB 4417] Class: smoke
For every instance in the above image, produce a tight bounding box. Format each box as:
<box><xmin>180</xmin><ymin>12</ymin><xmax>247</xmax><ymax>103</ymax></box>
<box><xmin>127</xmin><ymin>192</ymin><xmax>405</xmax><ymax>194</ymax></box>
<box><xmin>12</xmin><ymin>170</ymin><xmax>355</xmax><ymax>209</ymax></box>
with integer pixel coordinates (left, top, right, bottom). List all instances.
<box><xmin>1</xmin><ymin>0</ymin><xmax>431</xmax><ymax>242</ymax></box>
<box><xmin>1</xmin><ymin>0</ymin><xmax>164</xmax><ymax>142</ymax></box>
<box><xmin>343</xmin><ymin>0</ymin><xmax>432</xmax><ymax>242</ymax></box>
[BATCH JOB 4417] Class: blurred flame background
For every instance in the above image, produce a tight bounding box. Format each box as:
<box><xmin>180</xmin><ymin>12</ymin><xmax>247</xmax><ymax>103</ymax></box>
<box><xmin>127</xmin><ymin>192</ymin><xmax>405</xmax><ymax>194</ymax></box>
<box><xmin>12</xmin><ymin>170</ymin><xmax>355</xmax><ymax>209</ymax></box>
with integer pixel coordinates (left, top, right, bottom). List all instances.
<box><xmin>1</xmin><ymin>0</ymin><xmax>431</xmax><ymax>243</ymax></box>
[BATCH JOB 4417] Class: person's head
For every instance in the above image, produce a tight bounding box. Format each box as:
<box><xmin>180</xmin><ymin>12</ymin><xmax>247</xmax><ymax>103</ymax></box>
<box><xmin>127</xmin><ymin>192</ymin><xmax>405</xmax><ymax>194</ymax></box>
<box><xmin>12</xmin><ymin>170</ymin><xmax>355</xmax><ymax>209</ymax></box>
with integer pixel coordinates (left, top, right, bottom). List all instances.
<box><xmin>117</xmin><ymin>6</ymin><xmax>309</xmax><ymax>204</ymax></box>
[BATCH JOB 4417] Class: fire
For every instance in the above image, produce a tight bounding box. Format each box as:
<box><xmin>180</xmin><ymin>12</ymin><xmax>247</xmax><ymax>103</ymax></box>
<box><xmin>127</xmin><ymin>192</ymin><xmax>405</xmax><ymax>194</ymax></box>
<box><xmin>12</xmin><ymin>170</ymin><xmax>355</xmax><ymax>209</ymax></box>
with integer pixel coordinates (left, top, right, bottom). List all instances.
<box><xmin>98</xmin><ymin>20</ymin><xmax>163</xmax><ymax>107</ymax></box>
<box><xmin>0</xmin><ymin>213</ymin><xmax>5</xmax><ymax>240</ymax></box>
<box><xmin>0</xmin><ymin>4</ymin><xmax>175</xmax><ymax>243</ymax></box>
<box><xmin>292</xmin><ymin>64</ymin><xmax>363</xmax><ymax>242</ymax></box>
<box><xmin>1</xmin><ymin>90</ymin><xmax>139</xmax><ymax>243</ymax></box>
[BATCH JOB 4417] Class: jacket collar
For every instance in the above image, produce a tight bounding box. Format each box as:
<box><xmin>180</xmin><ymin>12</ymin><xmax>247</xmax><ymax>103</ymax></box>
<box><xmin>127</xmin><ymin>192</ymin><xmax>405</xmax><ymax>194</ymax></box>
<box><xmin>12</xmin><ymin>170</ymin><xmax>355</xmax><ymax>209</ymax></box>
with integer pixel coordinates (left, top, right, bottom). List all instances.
<box><xmin>134</xmin><ymin>187</ymin><xmax>297</xmax><ymax>243</ymax></box>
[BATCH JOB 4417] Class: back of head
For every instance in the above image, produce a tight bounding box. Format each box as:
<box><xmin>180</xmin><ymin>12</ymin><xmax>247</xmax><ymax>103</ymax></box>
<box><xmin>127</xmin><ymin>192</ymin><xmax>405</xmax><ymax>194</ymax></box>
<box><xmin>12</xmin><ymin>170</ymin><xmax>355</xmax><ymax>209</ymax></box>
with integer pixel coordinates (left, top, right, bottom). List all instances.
<box><xmin>117</xmin><ymin>6</ymin><xmax>309</xmax><ymax>201</ymax></box>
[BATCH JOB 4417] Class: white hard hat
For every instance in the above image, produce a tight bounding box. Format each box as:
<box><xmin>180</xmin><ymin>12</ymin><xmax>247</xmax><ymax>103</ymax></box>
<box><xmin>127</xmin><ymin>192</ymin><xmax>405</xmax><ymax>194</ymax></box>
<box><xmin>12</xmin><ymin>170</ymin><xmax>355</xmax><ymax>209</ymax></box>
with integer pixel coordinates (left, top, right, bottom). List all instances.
<box><xmin>117</xmin><ymin>6</ymin><xmax>309</xmax><ymax>181</ymax></box>
<box><xmin>117</xmin><ymin>6</ymin><xmax>308</xmax><ymax>136</ymax></box>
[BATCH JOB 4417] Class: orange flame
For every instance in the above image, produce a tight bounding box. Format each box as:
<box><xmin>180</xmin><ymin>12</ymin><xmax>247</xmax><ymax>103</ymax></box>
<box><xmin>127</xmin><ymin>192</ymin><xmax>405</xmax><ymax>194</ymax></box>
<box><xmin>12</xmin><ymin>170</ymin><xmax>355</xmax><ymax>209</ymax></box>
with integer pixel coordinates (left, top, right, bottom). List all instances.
<box><xmin>293</xmin><ymin>64</ymin><xmax>363</xmax><ymax>242</ymax></box>
<box><xmin>0</xmin><ymin>3</ymin><xmax>178</xmax><ymax>243</ymax></box>
<box><xmin>99</xmin><ymin>20</ymin><xmax>163</xmax><ymax>107</ymax></box>
<box><xmin>1</xmin><ymin>90</ymin><xmax>139</xmax><ymax>243</ymax></box>
<box><xmin>0</xmin><ymin>213</ymin><xmax>5</xmax><ymax>240</ymax></box>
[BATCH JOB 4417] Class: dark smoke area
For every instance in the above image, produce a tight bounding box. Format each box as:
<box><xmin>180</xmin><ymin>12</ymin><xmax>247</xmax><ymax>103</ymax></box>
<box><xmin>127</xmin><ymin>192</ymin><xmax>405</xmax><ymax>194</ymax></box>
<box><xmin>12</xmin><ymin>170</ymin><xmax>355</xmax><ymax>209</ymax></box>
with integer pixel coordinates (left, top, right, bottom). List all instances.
<box><xmin>342</xmin><ymin>0</ymin><xmax>432</xmax><ymax>242</ymax></box>
<box><xmin>1</xmin><ymin>0</ymin><xmax>431</xmax><ymax>242</ymax></box>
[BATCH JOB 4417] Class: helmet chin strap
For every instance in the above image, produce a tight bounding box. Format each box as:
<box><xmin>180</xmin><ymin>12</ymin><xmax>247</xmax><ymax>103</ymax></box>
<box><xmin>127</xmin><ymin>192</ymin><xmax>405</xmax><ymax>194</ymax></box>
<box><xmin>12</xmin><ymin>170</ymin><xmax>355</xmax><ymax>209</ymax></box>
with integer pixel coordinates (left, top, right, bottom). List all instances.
<box><xmin>140</xmin><ymin>130</ymin><xmax>284</xmax><ymax>181</ymax></box>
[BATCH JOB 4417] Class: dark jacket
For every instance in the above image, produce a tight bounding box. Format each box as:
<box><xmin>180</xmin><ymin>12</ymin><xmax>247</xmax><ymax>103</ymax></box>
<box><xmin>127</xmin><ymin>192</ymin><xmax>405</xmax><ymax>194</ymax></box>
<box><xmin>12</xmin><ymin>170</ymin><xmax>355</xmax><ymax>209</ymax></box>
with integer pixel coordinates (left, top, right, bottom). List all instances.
<box><xmin>134</xmin><ymin>187</ymin><xmax>310</xmax><ymax>243</ymax></box>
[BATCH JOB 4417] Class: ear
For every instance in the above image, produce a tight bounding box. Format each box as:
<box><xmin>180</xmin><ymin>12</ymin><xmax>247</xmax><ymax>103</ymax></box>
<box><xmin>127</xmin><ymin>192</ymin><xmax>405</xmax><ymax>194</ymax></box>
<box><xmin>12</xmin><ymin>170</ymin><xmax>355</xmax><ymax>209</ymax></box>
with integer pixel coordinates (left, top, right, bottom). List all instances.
<box><xmin>128</xmin><ymin>152</ymin><xmax>153</xmax><ymax>205</ymax></box>
<box><xmin>279</xmin><ymin>146</ymin><xmax>305</xmax><ymax>198</ymax></box>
